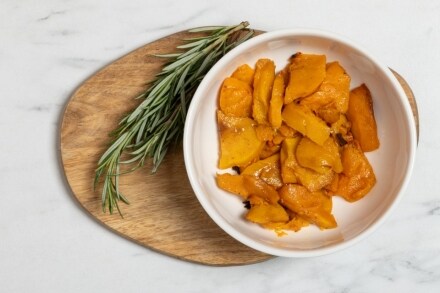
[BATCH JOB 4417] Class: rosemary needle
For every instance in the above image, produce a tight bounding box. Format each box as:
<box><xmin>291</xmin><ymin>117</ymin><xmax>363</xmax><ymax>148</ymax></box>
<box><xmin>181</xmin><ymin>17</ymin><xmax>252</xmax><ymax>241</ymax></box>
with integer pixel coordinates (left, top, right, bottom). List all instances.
<box><xmin>94</xmin><ymin>21</ymin><xmax>254</xmax><ymax>216</ymax></box>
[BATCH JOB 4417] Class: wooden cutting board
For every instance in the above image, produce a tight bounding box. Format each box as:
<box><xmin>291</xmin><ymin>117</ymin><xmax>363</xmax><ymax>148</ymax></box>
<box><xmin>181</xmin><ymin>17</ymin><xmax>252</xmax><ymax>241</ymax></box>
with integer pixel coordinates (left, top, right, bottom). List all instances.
<box><xmin>59</xmin><ymin>29</ymin><xmax>419</xmax><ymax>266</ymax></box>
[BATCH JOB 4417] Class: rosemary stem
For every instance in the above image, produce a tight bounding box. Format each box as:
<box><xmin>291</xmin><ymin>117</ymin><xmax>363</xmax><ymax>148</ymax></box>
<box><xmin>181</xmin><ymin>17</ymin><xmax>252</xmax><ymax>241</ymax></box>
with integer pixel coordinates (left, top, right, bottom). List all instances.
<box><xmin>94</xmin><ymin>22</ymin><xmax>254</xmax><ymax>216</ymax></box>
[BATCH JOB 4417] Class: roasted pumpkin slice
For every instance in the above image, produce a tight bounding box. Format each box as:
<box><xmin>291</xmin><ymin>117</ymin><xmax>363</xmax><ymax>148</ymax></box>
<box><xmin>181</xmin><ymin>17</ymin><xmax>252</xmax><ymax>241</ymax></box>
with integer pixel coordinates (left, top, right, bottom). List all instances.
<box><xmin>300</xmin><ymin>61</ymin><xmax>351</xmax><ymax>114</ymax></box>
<box><xmin>280</xmin><ymin>137</ymin><xmax>334</xmax><ymax>191</ymax></box>
<box><xmin>259</xmin><ymin>143</ymin><xmax>281</xmax><ymax>160</ymax></box>
<box><xmin>231</xmin><ymin>64</ymin><xmax>255</xmax><ymax>86</ymax></box>
<box><xmin>279</xmin><ymin>184</ymin><xmax>337</xmax><ymax>229</ymax></box>
<box><xmin>347</xmin><ymin>84</ymin><xmax>380</xmax><ymax>152</ymax></box>
<box><xmin>219</xmin><ymin>77</ymin><xmax>253</xmax><ymax>117</ymax></box>
<box><xmin>242</xmin><ymin>175</ymin><xmax>279</xmax><ymax>204</ymax></box>
<box><xmin>252</xmin><ymin>59</ymin><xmax>276</xmax><ymax>124</ymax></box>
<box><xmin>217</xmin><ymin>111</ymin><xmax>264</xmax><ymax>169</ymax></box>
<box><xmin>268</xmin><ymin>72</ymin><xmax>286</xmax><ymax>128</ymax></box>
<box><xmin>216</xmin><ymin>173</ymin><xmax>249</xmax><ymax>199</ymax></box>
<box><xmin>246</xmin><ymin>202</ymin><xmax>289</xmax><ymax>224</ymax></box>
<box><xmin>282</xmin><ymin>103</ymin><xmax>330</xmax><ymax>145</ymax></box>
<box><xmin>242</xmin><ymin>154</ymin><xmax>282</xmax><ymax>188</ymax></box>
<box><xmin>262</xmin><ymin>214</ymin><xmax>310</xmax><ymax>232</ymax></box>
<box><xmin>284</xmin><ymin>53</ymin><xmax>326</xmax><ymax>103</ymax></box>
<box><xmin>296</xmin><ymin>137</ymin><xmax>343</xmax><ymax>174</ymax></box>
<box><xmin>336</xmin><ymin>141</ymin><xmax>376</xmax><ymax>202</ymax></box>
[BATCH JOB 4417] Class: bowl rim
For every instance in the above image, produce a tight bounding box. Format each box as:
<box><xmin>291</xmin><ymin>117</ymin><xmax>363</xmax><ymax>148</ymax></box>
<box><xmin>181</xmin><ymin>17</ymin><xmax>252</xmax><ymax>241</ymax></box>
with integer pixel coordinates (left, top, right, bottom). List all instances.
<box><xmin>183</xmin><ymin>28</ymin><xmax>417</xmax><ymax>257</ymax></box>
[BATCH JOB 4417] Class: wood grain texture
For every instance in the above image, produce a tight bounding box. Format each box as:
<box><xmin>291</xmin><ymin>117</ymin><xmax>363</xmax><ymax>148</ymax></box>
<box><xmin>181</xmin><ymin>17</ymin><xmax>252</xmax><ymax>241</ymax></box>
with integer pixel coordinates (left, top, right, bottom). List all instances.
<box><xmin>60</xmin><ymin>30</ymin><xmax>419</xmax><ymax>266</ymax></box>
<box><xmin>389</xmin><ymin>69</ymin><xmax>419</xmax><ymax>144</ymax></box>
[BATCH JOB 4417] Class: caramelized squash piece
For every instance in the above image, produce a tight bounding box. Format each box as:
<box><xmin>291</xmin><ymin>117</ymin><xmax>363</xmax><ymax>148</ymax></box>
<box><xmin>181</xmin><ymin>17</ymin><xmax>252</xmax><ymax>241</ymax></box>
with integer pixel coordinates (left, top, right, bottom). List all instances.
<box><xmin>242</xmin><ymin>175</ymin><xmax>279</xmax><ymax>204</ymax></box>
<box><xmin>347</xmin><ymin>84</ymin><xmax>380</xmax><ymax>152</ymax></box>
<box><xmin>247</xmin><ymin>194</ymin><xmax>265</xmax><ymax>206</ymax></box>
<box><xmin>255</xmin><ymin>125</ymin><xmax>275</xmax><ymax>142</ymax></box>
<box><xmin>279</xmin><ymin>184</ymin><xmax>337</xmax><ymax>229</ymax></box>
<box><xmin>331</xmin><ymin>114</ymin><xmax>351</xmax><ymax>136</ymax></box>
<box><xmin>259</xmin><ymin>143</ymin><xmax>281</xmax><ymax>159</ymax></box>
<box><xmin>217</xmin><ymin>111</ymin><xmax>264</xmax><ymax>169</ymax></box>
<box><xmin>336</xmin><ymin>141</ymin><xmax>376</xmax><ymax>202</ymax></box>
<box><xmin>242</xmin><ymin>154</ymin><xmax>279</xmax><ymax>176</ymax></box>
<box><xmin>263</xmin><ymin>214</ymin><xmax>310</xmax><ymax>232</ymax></box>
<box><xmin>331</xmin><ymin>114</ymin><xmax>353</xmax><ymax>146</ymax></box>
<box><xmin>272</xmin><ymin>133</ymin><xmax>286</xmax><ymax>145</ymax></box>
<box><xmin>219</xmin><ymin>77</ymin><xmax>253</xmax><ymax>117</ymax></box>
<box><xmin>293</xmin><ymin>163</ymin><xmax>334</xmax><ymax>192</ymax></box>
<box><xmin>278</xmin><ymin>123</ymin><xmax>297</xmax><ymax>138</ymax></box>
<box><xmin>268</xmin><ymin>72</ymin><xmax>286</xmax><ymax>128</ymax></box>
<box><xmin>284</xmin><ymin>53</ymin><xmax>326</xmax><ymax>104</ymax></box>
<box><xmin>296</xmin><ymin>137</ymin><xmax>343</xmax><ymax>174</ymax></box>
<box><xmin>325</xmin><ymin>172</ymin><xmax>339</xmax><ymax>194</ymax></box>
<box><xmin>259</xmin><ymin>165</ymin><xmax>283</xmax><ymax>189</ymax></box>
<box><xmin>300</xmin><ymin>62</ymin><xmax>351</xmax><ymax>114</ymax></box>
<box><xmin>280</xmin><ymin>137</ymin><xmax>334</xmax><ymax>191</ymax></box>
<box><xmin>246</xmin><ymin>202</ymin><xmax>289</xmax><ymax>224</ymax></box>
<box><xmin>231</xmin><ymin>64</ymin><xmax>254</xmax><ymax>86</ymax></box>
<box><xmin>316</xmin><ymin>107</ymin><xmax>340</xmax><ymax>124</ymax></box>
<box><xmin>242</xmin><ymin>154</ymin><xmax>282</xmax><ymax>188</ymax></box>
<box><xmin>282</xmin><ymin>103</ymin><xmax>330</xmax><ymax>145</ymax></box>
<box><xmin>217</xmin><ymin>110</ymin><xmax>252</xmax><ymax>130</ymax></box>
<box><xmin>216</xmin><ymin>173</ymin><xmax>249</xmax><ymax>199</ymax></box>
<box><xmin>280</xmin><ymin>137</ymin><xmax>300</xmax><ymax>184</ymax></box>
<box><xmin>252</xmin><ymin>59</ymin><xmax>276</xmax><ymax>124</ymax></box>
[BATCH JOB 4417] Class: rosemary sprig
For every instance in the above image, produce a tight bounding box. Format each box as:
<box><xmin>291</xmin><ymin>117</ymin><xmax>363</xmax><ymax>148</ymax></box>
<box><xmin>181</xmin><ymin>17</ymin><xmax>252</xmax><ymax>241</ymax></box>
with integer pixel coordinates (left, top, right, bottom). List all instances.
<box><xmin>94</xmin><ymin>21</ymin><xmax>254</xmax><ymax>216</ymax></box>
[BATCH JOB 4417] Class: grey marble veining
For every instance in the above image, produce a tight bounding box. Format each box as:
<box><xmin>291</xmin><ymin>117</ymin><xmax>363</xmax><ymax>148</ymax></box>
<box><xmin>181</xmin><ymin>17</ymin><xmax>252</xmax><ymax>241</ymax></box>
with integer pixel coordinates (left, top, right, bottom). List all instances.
<box><xmin>0</xmin><ymin>0</ymin><xmax>438</xmax><ymax>292</ymax></box>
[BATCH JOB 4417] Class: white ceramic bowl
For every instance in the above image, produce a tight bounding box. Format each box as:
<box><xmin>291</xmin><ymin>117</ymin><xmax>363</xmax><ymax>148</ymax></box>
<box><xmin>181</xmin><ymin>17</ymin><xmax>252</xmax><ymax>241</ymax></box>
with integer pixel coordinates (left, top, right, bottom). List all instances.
<box><xmin>183</xmin><ymin>29</ymin><xmax>417</xmax><ymax>257</ymax></box>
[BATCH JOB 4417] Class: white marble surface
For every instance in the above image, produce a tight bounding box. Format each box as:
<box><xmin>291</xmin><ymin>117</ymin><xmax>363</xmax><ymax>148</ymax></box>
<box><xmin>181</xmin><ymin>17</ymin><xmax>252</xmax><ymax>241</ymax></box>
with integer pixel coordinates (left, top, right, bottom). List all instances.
<box><xmin>0</xmin><ymin>0</ymin><xmax>438</xmax><ymax>292</ymax></box>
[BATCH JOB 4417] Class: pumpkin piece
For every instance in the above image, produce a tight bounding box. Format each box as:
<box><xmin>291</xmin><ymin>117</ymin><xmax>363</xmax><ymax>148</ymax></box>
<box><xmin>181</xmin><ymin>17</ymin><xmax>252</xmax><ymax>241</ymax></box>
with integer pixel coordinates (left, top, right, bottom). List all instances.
<box><xmin>280</xmin><ymin>137</ymin><xmax>300</xmax><ymax>184</ymax></box>
<box><xmin>246</xmin><ymin>202</ymin><xmax>289</xmax><ymax>224</ymax></box>
<box><xmin>242</xmin><ymin>175</ymin><xmax>279</xmax><ymax>204</ymax></box>
<box><xmin>331</xmin><ymin>117</ymin><xmax>353</xmax><ymax>147</ymax></box>
<box><xmin>320</xmin><ymin>192</ymin><xmax>333</xmax><ymax>213</ymax></box>
<box><xmin>317</xmin><ymin>106</ymin><xmax>340</xmax><ymax>124</ymax></box>
<box><xmin>242</xmin><ymin>154</ymin><xmax>283</xmax><ymax>188</ymax></box>
<box><xmin>327</xmin><ymin>62</ymin><xmax>350</xmax><ymax>112</ymax></box>
<box><xmin>325</xmin><ymin>172</ymin><xmax>339</xmax><ymax>194</ymax></box>
<box><xmin>268</xmin><ymin>72</ymin><xmax>286</xmax><ymax>128</ymax></box>
<box><xmin>313</xmin><ymin>205</ymin><xmax>336</xmax><ymax>229</ymax></box>
<box><xmin>282</xmin><ymin>103</ymin><xmax>330</xmax><ymax>145</ymax></box>
<box><xmin>252</xmin><ymin>59</ymin><xmax>276</xmax><ymax>124</ymax></box>
<box><xmin>255</xmin><ymin>125</ymin><xmax>275</xmax><ymax>142</ymax></box>
<box><xmin>217</xmin><ymin>111</ymin><xmax>264</xmax><ymax>169</ymax></box>
<box><xmin>284</xmin><ymin>53</ymin><xmax>326</xmax><ymax>104</ymax></box>
<box><xmin>296</xmin><ymin>137</ymin><xmax>343</xmax><ymax>174</ymax></box>
<box><xmin>231</xmin><ymin>64</ymin><xmax>254</xmax><ymax>86</ymax></box>
<box><xmin>242</xmin><ymin>154</ymin><xmax>280</xmax><ymax>176</ymax></box>
<box><xmin>217</xmin><ymin>110</ymin><xmax>252</xmax><ymax>130</ymax></box>
<box><xmin>272</xmin><ymin>133</ymin><xmax>286</xmax><ymax>145</ymax></box>
<box><xmin>336</xmin><ymin>141</ymin><xmax>376</xmax><ymax>202</ymax></box>
<box><xmin>285</xmin><ymin>215</ymin><xmax>310</xmax><ymax>231</ymax></box>
<box><xmin>293</xmin><ymin>164</ymin><xmax>335</xmax><ymax>192</ymax></box>
<box><xmin>259</xmin><ymin>143</ymin><xmax>281</xmax><ymax>159</ymax></box>
<box><xmin>324</xmin><ymin>138</ymin><xmax>343</xmax><ymax>173</ymax></box>
<box><xmin>219</xmin><ymin>77</ymin><xmax>253</xmax><ymax>117</ymax></box>
<box><xmin>280</xmin><ymin>137</ymin><xmax>335</xmax><ymax>191</ymax></box>
<box><xmin>259</xmin><ymin>165</ymin><xmax>283</xmax><ymax>189</ymax></box>
<box><xmin>216</xmin><ymin>173</ymin><xmax>249</xmax><ymax>199</ymax></box>
<box><xmin>347</xmin><ymin>84</ymin><xmax>380</xmax><ymax>152</ymax></box>
<box><xmin>279</xmin><ymin>184</ymin><xmax>337</xmax><ymax>229</ymax></box>
<box><xmin>247</xmin><ymin>194</ymin><xmax>265</xmax><ymax>206</ymax></box>
<box><xmin>331</xmin><ymin>114</ymin><xmax>351</xmax><ymax>136</ymax></box>
<box><xmin>262</xmin><ymin>214</ymin><xmax>310</xmax><ymax>232</ymax></box>
<box><xmin>300</xmin><ymin>62</ymin><xmax>351</xmax><ymax>114</ymax></box>
<box><xmin>278</xmin><ymin>123</ymin><xmax>297</xmax><ymax>138</ymax></box>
